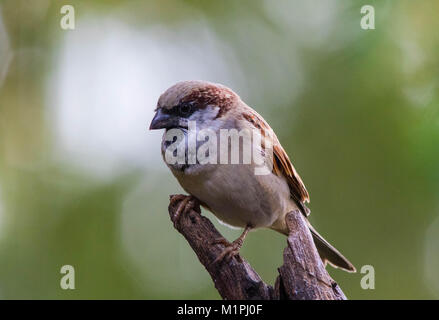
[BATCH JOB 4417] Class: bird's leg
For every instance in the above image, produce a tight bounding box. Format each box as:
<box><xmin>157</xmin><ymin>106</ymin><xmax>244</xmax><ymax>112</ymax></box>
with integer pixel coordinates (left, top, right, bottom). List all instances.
<box><xmin>212</xmin><ymin>225</ymin><xmax>252</xmax><ymax>264</ymax></box>
<box><xmin>170</xmin><ymin>195</ymin><xmax>199</xmax><ymax>227</ymax></box>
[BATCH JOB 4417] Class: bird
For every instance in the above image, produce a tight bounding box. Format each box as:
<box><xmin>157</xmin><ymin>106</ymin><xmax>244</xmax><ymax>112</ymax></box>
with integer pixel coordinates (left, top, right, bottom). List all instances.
<box><xmin>149</xmin><ymin>80</ymin><xmax>355</xmax><ymax>272</ymax></box>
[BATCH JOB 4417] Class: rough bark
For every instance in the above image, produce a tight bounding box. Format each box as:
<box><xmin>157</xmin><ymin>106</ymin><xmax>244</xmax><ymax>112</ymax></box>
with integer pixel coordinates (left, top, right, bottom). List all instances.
<box><xmin>168</xmin><ymin>194</ymin><xmax>346</xmax><ymax>300</ymax></box>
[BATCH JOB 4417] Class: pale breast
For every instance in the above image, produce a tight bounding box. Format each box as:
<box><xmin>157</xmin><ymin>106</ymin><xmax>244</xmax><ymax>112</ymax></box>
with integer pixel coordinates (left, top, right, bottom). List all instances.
<box><xmin>171</xmin><ymin>163</ymin><xmax>294</xmax><ymax>229</ymax></box>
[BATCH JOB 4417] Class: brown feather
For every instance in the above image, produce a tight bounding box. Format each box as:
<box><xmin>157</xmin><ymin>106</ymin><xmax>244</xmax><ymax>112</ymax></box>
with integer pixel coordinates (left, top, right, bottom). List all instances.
<box><xmin>241</xmin><ymin>110</ymin><xmax>310</xmax><ymax>216</ymax></box>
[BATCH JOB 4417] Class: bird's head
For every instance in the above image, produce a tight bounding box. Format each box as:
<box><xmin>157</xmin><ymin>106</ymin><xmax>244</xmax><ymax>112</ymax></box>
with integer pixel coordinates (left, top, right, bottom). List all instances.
<box><xmin>149</xmin><ymin>80</ymin><xmax>238</xmax><ymax>131</ymax></box>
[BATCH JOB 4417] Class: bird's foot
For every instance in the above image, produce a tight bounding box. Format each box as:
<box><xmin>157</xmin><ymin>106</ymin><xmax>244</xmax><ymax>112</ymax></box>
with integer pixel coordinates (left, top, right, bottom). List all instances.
<box><xmin>169</xmin><ymin>195</ymin><xmax>199</xmax><ymax>227</ymax></box>
<box><xmin>169</xmin><ymin>194</ymin><xmax>187</xmax><ymax>207</ymax></box>
<box><xmin>211</xmin><ymin>237</ymin><xmax>244</xmax><ymax>264</ymax></box>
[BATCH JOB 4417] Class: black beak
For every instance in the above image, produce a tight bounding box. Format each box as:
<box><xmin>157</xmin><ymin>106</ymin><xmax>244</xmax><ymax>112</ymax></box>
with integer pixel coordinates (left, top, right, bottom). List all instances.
<box><xmin>149</xmin><ymin>109</ymin><xmax>176</xmax><ymax>130</ymax></box>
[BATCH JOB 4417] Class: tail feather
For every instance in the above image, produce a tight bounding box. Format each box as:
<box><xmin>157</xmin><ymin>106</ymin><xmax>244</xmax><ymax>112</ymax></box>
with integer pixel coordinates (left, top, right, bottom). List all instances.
<box><xmin>308</xmin><ymin>223</ymin><xmax>356</xmax><ymax>273</ymax></box>
<box><xmin>270</xmin><ymin>218</ymin><xmax>356</xmax><ymax>273</ymax></box>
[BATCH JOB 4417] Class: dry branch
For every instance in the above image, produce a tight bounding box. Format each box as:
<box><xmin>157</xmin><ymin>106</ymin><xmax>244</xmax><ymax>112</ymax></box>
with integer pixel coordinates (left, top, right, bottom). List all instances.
<box><xmin>168</xmin><ymin>194</ymin><xmax>346</xmax><ymax>300</ymax></box>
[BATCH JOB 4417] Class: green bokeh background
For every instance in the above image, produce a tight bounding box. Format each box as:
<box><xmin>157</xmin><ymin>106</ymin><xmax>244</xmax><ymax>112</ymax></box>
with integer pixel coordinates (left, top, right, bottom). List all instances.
<box><xmin>0</xmin><ymin>0</ymin><xmax>438</xmax><ymax>299</ymax></box>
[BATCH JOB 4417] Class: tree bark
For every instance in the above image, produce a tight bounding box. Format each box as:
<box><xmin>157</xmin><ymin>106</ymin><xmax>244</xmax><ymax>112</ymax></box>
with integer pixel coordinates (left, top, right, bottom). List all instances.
<box><xmin>168</xmin><ymin>194</ymin><xmax>347</xmax><ymax>300</ymax></box>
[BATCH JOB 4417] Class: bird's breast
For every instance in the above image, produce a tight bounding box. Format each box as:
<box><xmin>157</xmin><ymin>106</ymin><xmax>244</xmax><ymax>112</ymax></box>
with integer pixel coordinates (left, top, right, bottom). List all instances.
<box><xmin>171</xmin><ymin>163</ymin><xmax>294</xmax><ymax>229</ymax></box>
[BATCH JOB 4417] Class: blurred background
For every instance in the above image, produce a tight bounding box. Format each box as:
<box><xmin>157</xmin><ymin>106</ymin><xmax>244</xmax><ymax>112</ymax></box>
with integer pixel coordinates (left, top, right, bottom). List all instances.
<box><xmin>0</xmin><ymin>0</ymin><xmax>438</xmax><ymax>299</ymax></box>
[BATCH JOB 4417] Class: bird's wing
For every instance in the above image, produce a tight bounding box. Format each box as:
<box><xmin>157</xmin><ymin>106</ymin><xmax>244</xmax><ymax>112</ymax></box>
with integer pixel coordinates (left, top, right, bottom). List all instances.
<box><xmin>272</xmin><ymin>142</ymin><xmax>310</xmax><ymax>215</ymax></box>
<box><xmin>241</xmin><ymin>109</ymin><xmax>310</xmax><ymax>216</ymax></box>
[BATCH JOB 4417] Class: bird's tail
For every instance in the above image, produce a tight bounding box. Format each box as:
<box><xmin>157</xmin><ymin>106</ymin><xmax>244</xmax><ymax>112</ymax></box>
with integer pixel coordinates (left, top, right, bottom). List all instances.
<box><xmin>271</xmin><ymin>219</ymin><xmax>356</xmax><ymax>273</ymax></box>
<box><xmin>307</xmin><ymin>222</ymin><xmax>356</xmax><ymax>272</ymax></box>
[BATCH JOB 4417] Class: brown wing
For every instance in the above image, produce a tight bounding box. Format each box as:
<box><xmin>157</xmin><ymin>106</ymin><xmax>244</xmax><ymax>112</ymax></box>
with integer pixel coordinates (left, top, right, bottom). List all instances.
<box><xmin>272</xmin><ymin>142</ymin><xmax>310</xmax><ymax>215</ymax></box>
<box><xmin>240</xmin><ymin>109</ymin><xmax>310</xmax><ymax>216</ymax></box>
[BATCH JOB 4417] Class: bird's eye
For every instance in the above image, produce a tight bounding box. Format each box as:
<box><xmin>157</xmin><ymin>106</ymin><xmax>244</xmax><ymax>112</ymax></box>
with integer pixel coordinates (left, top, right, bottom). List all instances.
<box><xmin>179</xmin><ymin>104</ymin><xmax>192</xmax><ymax>116</ymax></box>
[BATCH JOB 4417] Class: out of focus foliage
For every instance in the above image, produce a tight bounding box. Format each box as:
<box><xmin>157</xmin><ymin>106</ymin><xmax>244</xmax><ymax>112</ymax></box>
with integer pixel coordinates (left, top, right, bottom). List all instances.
<box><xmin>0</xmin><ymin>0</ymin><xmax>438</xmax><ymax>299</ymax></box>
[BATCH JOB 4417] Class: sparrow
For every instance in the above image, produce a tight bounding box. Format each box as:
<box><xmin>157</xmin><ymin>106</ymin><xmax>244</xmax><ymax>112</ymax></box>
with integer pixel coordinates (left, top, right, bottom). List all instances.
<box><xmin>149</xmin><ymin>80</ymin><xmax>355</xmax><ymax>272</ymax></box>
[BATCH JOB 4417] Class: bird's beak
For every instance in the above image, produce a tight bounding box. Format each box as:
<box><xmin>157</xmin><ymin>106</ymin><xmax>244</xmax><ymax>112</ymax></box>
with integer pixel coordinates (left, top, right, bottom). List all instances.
<box><xmin>149</xmin><ymin>109</ymin><xmax>175</xmax><ymax>130</ymax></box>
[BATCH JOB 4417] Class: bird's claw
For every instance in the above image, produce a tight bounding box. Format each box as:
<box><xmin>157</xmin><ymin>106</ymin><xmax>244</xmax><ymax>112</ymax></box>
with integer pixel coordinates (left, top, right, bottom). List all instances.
<box><xmin>211</xmin><ymin>238</ymin><xmax>244</xmax><ymax>264</ymax></box>
<box><xmin>170</xmin><ymin>195</ymin><xmax>197</xmax><ymax>227</ymax></box>
<box><xmin>169</xmin><ymin>194</ymin><xmax>187</xmax><ymax>207</ymax></box>
<box><xmin>211</xmin><ymin>237</ymin><xmax>231</xmax><ymax>247</ymax></box>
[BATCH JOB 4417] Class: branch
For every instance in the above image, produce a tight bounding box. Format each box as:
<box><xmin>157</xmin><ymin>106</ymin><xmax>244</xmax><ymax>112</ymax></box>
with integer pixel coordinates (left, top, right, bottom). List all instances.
<box><xmin>276</xmin><ymin>211</ymin><xmax>347</xmax><ymax>300</ymax></box>
<box><xmin>168</xmin><ymin>194</ymin><xmax>346</xmax><ymax>300</ymax></box>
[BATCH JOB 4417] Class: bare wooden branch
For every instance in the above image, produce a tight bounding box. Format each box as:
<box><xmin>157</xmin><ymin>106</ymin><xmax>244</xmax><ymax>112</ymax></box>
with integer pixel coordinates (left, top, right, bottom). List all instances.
<box><xmin>168</xmin><ymin>195</ymin><xmax>273</xmax><ymax>299</ymax></box>
<box><xmin>276</xmin><ymin>210</ymin><xmax>346</xmax><ymax>300</ymax></box>
<box><xmin>168</xmin><ymin>194</ymin><xmax>347</xmax><ymax>300</ymax></box>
